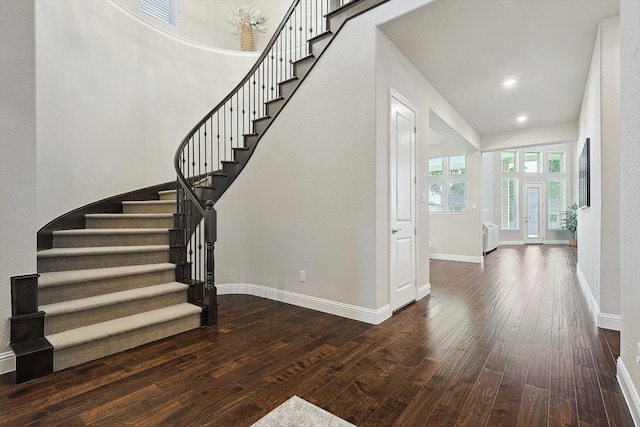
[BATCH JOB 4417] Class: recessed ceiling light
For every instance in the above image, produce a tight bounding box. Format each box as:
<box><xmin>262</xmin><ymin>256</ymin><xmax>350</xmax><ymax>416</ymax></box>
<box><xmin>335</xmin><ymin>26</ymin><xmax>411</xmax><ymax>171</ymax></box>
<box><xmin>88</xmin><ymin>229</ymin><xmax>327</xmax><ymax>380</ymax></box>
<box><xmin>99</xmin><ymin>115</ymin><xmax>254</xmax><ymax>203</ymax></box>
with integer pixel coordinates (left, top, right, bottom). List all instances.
<box><xmin>503</xmin><ymin>79</ymin><xmax>517</xmax><ymax>87</ymax></box>
<box><xmin>517</xmin><ymin>115</ymin><xmax>528</xmax><ymax>122</ymax></box>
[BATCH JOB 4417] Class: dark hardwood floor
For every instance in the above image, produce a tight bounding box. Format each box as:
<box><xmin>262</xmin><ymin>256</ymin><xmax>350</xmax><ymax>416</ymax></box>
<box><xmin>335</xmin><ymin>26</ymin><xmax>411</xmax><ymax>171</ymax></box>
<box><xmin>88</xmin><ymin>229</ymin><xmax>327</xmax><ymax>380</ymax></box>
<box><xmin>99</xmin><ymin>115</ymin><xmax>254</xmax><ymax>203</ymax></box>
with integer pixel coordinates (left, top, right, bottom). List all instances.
<box><xmin>0</xmin><ymin>245</ymin><xmax>633</xmax><ymax>426</ymax></box>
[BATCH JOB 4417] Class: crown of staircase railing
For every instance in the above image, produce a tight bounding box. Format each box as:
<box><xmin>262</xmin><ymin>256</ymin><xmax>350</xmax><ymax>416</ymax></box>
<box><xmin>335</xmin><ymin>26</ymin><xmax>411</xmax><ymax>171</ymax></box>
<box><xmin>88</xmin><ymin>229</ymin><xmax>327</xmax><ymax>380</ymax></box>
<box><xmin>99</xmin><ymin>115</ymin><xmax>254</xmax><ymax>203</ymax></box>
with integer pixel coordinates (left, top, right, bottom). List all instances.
<box><xmin>173</xmin><ymin>0</ymin><xmax>357</xmax><ymax>326</ymax></box>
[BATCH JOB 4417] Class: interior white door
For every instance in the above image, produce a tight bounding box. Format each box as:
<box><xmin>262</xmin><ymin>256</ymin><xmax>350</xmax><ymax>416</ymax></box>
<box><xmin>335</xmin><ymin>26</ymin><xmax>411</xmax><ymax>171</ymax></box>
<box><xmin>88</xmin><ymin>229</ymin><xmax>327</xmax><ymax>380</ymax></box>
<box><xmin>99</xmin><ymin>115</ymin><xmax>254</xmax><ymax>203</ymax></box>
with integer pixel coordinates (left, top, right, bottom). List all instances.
<box><xmin>390</xmin><ymin>91</ymin><xmax>417</xmax><ymax>312</ymax></box>
<box><xmin>524</xmin><ymin>183</ymin><xmax>544</xmax><ymax>244</ymax></box>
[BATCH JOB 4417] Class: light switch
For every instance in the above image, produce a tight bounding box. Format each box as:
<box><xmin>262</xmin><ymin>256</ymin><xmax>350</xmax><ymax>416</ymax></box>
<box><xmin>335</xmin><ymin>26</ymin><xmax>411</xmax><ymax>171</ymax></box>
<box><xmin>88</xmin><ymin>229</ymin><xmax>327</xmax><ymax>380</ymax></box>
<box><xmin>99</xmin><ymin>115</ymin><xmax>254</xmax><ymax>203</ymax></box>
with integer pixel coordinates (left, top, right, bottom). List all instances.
<box><xmin>421</xmin><ymin>193</ymin><xmax>427</xmax><ymax>204</ymax></box>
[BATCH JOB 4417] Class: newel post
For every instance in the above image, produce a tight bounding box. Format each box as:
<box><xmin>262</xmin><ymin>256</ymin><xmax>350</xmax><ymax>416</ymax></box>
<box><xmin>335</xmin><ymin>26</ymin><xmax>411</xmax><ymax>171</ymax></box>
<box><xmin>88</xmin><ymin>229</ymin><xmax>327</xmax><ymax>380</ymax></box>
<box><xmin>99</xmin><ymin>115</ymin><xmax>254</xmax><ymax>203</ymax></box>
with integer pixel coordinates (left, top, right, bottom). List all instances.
<box><xmin>203</xmin><ymin>200</ymin><xmax>218</xmax><ymax>326</ymax></box>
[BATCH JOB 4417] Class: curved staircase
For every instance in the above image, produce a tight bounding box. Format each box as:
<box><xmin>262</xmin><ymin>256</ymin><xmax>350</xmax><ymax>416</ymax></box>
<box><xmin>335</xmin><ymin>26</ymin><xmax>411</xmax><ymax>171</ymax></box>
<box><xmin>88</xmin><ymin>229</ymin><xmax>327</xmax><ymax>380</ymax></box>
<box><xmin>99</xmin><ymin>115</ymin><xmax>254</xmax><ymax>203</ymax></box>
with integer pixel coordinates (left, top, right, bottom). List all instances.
<box><xmin>37</xmin><ymin>189</ymin><xmax>202</xmax><ymax>372</ymax></box>
<box><xmin>10</xmin><ymin>0</ymin><xmax>388</xmax><ymax>383</ymax></box>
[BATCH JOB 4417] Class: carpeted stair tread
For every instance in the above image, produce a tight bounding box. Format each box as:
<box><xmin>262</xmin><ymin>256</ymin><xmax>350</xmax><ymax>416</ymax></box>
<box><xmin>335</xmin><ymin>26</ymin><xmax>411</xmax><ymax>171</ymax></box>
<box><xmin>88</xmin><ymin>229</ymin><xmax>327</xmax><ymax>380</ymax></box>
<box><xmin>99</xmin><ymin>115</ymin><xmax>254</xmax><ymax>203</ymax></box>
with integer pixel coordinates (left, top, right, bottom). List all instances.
<box><xmin>38</xmin><ymin>263</ymin><xmax>176</xmax><ymax>288</ymax></box>
<box><xmin>38</xmin><ymin>245</ymin><xmax>169</xmax><ymax>258</ymax></box>
<box><xmin>40</xmin><ymin>282</ymin><xmax>188</xmax><ymax>316</ymax></box>
<box><xmin>47</xmin><ymin>303</ymin><xmax>202</xmax><ymax>350</ymax></box>
<box><xmin>121</xmin><ymin>200</ymin><xmax>175</xmax><ymax>206</ymax></box>
<box><xmin>52</xmin><ymin>228</ymin><xmax>169</xmax><ymax>236</ymax></box>
<box><xmin>85</xmin><ymin>213</ymin><xmax>173</xmax><ymax>219</ymax></box>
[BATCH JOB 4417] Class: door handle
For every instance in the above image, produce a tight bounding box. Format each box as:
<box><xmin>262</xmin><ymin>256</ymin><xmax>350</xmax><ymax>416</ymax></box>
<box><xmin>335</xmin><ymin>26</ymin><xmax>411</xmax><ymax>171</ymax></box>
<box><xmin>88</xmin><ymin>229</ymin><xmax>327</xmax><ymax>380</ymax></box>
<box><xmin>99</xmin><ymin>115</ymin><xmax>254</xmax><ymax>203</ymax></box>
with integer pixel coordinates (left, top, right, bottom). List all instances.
<box><xmin>391</xmin><ymin>228</ymin><xmax>401</xmax><ymax>234</ymax></box>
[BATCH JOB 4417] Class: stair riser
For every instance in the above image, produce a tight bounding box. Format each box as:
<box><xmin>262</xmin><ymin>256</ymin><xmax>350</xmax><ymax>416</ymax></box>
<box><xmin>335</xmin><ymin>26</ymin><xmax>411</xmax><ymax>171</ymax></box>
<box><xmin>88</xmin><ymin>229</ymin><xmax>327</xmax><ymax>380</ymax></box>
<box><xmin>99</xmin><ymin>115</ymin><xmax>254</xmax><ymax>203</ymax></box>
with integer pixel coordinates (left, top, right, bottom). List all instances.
<box><xmin>53</xmin><ymin>232</ymin><xmax>169</xmax><ymax>248</ymax></box>
<box><xmin>279</xmin><ymin>80</ymin><xmax>299</xmax><ymax>99</ymax></box>
<box><xmin>233</xmin><ymin>149</ymin><xmax>252</xmax><ymax>164</ymax></box>
<box><xmin>38</xmin><ymin>251</ymin><xmax>169</xmax><ymax>273</ymax></box>
<box><xmin>309</xmin><ymin>36</ymin><xmax>332</xmax><ymax>57</ymax></box>
<box><xmin>253</xmin><ymin>119</ymin><xmax>272</xmax><ymax>135</ymax></box>
<box><xmin>39</xmin><ymin>269</ymin><xmax>177</xmax><ymax>305</ymax></box>
<box><xmin>53</xmin><ymin>314</ymin><xmax>201</xmax><ymax>371</ymax></box>
<box><xmin>266</xmin><ymin>100</ymin><xmax>286</xmax><ymax>118</ymax></box>
<box><xmin>123</xmin><ymin>203</ymin><xmax>176</xmax><ymax>214</ymax></box>
<box><xmin>293</xmin><ymin>58</ymin><xmax>315</xmax><ymax>79</ymax></box>
<box><xmin>45</xmin><ymin>291</ymin><xmax>188</xmax><ymax>335</ymax></box>
<box><xmin>159</xmin><ymin>191</ymin><xmax>177</xmax><ymax>201</ymax></box>
<box><xmin>86</xmin><ymin>216</ymin><xmax>174</xmax><ymax>229</ymax></box>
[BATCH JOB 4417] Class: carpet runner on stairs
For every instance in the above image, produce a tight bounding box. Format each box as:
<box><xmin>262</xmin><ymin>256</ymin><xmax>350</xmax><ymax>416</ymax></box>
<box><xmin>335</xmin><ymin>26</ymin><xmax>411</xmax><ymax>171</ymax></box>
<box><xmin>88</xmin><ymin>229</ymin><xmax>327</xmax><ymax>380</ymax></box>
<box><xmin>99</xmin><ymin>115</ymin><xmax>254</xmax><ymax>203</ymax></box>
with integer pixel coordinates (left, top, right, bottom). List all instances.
<box><xmin>37</xmin><ymin>189</ymin><xmax>202</xmax><ymax>372</ymax></box>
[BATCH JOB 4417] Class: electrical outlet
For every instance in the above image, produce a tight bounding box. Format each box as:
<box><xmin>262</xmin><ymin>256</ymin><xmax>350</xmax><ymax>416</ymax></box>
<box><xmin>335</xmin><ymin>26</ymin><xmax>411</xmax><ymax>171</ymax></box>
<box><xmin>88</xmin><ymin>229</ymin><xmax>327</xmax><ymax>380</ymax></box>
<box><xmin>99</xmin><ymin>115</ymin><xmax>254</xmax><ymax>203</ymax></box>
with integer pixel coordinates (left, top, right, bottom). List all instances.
<box><xmin>595</xmin><ymin>276</ymin><xmax>598</xmax><ymax>290</ymax></box>
<box><xmin>636</xmin><ymin>342</ymin><xmax>640</xmax><ymax>365</ymax></box>
<box><xmin>299</xmin><ymin>271</ymin><xmax>306</xmax><ymax>282</ymax></box>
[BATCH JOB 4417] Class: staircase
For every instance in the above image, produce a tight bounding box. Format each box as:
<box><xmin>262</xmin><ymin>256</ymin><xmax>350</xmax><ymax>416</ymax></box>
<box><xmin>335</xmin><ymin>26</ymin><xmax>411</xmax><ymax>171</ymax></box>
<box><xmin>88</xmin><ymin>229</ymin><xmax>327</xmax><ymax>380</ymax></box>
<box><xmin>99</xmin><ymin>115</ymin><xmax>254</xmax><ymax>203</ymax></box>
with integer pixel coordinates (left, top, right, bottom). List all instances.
<box><xmin>36</xmin><ymin>189</ymin><xmax>201</xmax><ymax>372</ymax></box>
<box><xmin>10</xmin><ymin>0</ymin><xmax>388</xmax><ymax>383</ymax></box>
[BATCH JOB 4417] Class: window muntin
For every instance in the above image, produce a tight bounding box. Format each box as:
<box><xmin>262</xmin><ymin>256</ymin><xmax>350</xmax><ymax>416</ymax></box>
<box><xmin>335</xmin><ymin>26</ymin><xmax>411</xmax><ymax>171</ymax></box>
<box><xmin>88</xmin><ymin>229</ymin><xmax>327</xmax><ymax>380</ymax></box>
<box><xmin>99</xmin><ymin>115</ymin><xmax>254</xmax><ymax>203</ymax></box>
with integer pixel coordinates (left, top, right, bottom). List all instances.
<box><xmin>501</xmin><ymin>178</ymin><xmax>519</xmax><ymax>230</ymax></box>
<box><xmin>429</xmin><ymin>155</ymin><xmax>466</xmax><ymax>212</ymax></box>
<box><xmin>524</xmin><ymin>152</ymin><xmax>540</xmax><ymax>173</ymax></box>
<box><xmin>548</xmin><ymin>179</ymin><xmax>566</xmax><ymax>230</ymax></box>
<box><xmin>501</xmin><ymin>151</ymin><xmax>517</xmax><ymax>172</ymax></box>
<box><xmin>548</xmin><ymin>152</ymin><xmax>565</xmax><ymax>173</ymax></box>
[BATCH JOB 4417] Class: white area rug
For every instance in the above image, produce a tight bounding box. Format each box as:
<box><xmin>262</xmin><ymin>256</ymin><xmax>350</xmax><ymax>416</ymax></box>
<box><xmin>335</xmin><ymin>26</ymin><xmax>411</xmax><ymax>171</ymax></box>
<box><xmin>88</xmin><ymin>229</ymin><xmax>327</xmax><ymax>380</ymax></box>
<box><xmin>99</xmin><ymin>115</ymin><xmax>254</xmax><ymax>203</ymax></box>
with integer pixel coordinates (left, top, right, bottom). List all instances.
<box><xmin>252</xmin><ymin>396</ymin><xmax>356</xmax><ymax>427</ymax></box>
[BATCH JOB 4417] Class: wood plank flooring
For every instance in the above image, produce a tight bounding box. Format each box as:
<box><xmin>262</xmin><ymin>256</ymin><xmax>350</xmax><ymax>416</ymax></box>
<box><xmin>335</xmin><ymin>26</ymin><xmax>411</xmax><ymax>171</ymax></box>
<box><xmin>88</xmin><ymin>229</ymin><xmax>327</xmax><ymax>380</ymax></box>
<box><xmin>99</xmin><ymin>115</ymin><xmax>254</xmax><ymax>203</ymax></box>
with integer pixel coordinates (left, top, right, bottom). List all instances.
<box><xmin>0</xmin><ymin>244</ymin><xmax>633</xmax><ymax>426</ymax></box>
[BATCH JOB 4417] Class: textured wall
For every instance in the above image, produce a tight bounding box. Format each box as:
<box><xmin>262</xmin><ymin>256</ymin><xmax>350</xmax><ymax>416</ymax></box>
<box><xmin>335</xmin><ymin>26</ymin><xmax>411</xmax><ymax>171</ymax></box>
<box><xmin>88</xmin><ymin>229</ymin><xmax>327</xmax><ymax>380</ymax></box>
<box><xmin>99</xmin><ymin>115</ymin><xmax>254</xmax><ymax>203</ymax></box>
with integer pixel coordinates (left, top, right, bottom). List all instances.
<box><xmin>0</xmin><ymin>0</ymin><xmax>37</xmax><ymax>368</ymax></box>
<box><xmin>619</xmin><ymin>0</ymin><xmax>640</xmax><ymax>405</ymax></box>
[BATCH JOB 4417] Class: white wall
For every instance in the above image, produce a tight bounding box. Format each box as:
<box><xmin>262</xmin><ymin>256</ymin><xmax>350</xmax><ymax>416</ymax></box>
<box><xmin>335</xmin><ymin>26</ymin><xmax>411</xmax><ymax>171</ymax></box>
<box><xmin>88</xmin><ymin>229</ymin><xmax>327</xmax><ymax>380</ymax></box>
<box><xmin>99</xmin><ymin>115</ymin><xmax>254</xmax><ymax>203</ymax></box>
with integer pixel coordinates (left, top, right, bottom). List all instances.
<box><xmin>0</xmin><ymin>0</ymin><xmax>37</xmax><ymax>373</ymax></box>
<box><xmin>115</xmin><ymin>0</ymin><xmax>289</xmax><ymax>52</ymax></box>
<box><xmin>428</xmin><ymin>145</ymin><xmax>483</xmax><ymax>263</ymax></box>
<box><xmin>577</xmin><ymin>16</ymin><xmax>620</xmax><ymax>326</ymax></box>
<box><xmin>480</xmin><ymin>121</ymin><xmax>578</xmax><ymax>151</ymax></box>
<box><xmin>577</xmin><ymin>25</ymin><xmax>602</xmax><ymax>310</ymax></box>
<box><xmin>599</xmin><ymin>16</ymin><xmax>620</xmax><ymax>317</ymax></box>
<box><xmin>215</xmin><ymin>13</ymin><xmax>380</xmax><ymax>314</ymax></box>
<box><xmin>215</xmin><ymin>0</ymin><xmax>458</xmax><ymax>321</ymax></box>
<box><xmin>36</xmin><ymin>0</ymin><xmax>261</xmax><ymax>228</ymax></box>
<box><xmin>619</xmin><ymin>1</ymin><xmax>640</xmax><ymax>421</ymax></box>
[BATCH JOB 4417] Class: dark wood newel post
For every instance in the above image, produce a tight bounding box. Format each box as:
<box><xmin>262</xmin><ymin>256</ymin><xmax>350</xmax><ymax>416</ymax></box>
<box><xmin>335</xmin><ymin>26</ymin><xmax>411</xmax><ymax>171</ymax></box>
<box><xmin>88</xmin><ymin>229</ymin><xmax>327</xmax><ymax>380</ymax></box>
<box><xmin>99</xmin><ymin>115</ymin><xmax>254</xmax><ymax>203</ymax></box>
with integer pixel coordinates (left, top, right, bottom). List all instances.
<box><xmin>204</xmin><ymin>200</ymin><xmax>218</xmax><ymax>326</ymax></box>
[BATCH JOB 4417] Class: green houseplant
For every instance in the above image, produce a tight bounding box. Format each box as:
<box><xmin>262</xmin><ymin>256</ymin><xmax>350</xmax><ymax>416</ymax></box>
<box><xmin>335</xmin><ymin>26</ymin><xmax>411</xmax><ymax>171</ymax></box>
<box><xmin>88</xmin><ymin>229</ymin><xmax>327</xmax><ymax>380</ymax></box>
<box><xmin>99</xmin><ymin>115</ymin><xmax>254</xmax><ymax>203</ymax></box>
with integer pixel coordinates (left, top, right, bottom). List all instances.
<box><xmin>561</xmin><ymin>203</ymin><xmax>578</xmax><ymax>246</ymax></box>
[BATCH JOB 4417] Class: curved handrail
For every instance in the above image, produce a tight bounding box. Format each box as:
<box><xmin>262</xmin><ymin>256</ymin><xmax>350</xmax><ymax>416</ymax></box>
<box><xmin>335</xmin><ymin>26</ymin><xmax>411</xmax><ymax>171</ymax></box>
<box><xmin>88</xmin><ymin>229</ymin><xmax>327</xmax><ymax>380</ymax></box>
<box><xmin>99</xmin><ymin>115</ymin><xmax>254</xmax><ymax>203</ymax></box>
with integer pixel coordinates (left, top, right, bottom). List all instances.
<box><xmin>174</xmin><ymin>0</ymin><xmax>304</xmax><ymax>215</ymax></box>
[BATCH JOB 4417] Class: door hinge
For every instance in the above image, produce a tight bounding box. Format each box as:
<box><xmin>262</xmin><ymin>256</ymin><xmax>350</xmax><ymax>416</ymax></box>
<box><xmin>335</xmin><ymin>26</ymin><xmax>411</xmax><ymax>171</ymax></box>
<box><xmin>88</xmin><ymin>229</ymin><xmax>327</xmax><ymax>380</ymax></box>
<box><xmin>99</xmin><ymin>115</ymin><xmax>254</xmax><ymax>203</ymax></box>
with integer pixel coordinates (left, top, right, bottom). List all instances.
<box><xmin>414</xmin><ymin>126</ymin><xmax>417</xmax><ymax>134</ymax></box>
<box><xmin>414</xmin><ymin>176</ymin><xmax>417</xmax><ymax>184</ymax></box>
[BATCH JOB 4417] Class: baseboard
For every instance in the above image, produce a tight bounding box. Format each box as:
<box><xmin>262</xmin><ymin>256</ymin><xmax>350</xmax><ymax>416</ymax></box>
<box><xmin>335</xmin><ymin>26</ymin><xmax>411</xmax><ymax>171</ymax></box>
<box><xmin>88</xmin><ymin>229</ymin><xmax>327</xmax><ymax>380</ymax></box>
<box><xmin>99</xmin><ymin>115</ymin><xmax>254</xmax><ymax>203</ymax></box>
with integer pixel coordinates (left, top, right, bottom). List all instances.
<box><xmin>598</xmin><ymin>313</ymin><xmax>621</xmax><ymax>331</ymax></box>
<box><xmin>0</xmin><ymin>351</ymin><xmax>15</xmax><ymax>375</ymax></box>
<box><xmin>575</xmin><ymin>263</ymin><xmax>620</xmax><ymax>331</ymax></box>
<box><xmin>428</xmin><ymin>253</ymin><xmax>483</xmax><ymax>264</ymax></box>
<box><xmin>216</xmin><ymin>283</ymin><xmax>392</xmax><ymax>325</ymax></box>
<box><xmin>544</xmin><ymin>240</ymin><xmax>570</xmax><ymax>245</ymax></box>
<box><xmin>498</xmin><ymin>241</ymin><xmax>524</xmax><ymax>246</ymax></box>
<box><xmin>617</xmin><ymin>357</ymin><xmax>640</xmax><ymax>426</ymax></box>
<box><xmin>417</xmin><ymin>283</ymin><xmax>431</xmax><ymax>301</ymax></box>
<box><xmin>576</xmin><ymin>262</ymin><xmax>599</xmax><ymax>325</ymax></box>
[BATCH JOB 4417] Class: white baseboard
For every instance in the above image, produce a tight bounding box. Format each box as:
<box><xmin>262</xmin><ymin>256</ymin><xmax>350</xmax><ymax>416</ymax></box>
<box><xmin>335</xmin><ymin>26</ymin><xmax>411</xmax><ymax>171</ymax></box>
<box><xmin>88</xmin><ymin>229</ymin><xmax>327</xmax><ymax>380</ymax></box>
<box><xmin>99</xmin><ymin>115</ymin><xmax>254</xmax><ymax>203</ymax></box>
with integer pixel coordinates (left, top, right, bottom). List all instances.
<box><xmin>429</xmin><ymin>253</ymin><xmax>483</xmax><ymax>264</ymax></box>
<box><xmin>544</xmin><ymin>240</ymin><xmax>570</xmax><ymax>245</ymax></box>
<box><xmin>216</xmin><ymin>283</ymin><xmax>392</xmax><ymax>325</ymax></box>
<box><xmin>617</xmin><ymin>357</ymin><xmax>640</xmax><ymax>426</ymax></box>
<box><xmin>575</xmin><ymin>263</ymin><xmax>620</xmax><ymax>331</ymax></box>
<box><xmin>576</xmin><ymin>262</ymin><xmax>599</xmax><ymax>325</ymax></box>
<box><xmin>0</xmin><ymin>351</ymin><xmax>15</xmax><ymax>375</ymax></box>
<box><xmin>598</xmin><ymin>313</ymin><xmax>621</xmax><ymax>331</ymax></box>
<box><xmin>498</xmin><ymin>241</ymin><xmax>525</xmax><ymax>246</ymax></box>
<box><xmin>417</xmin><ymin>283</ymin><xmax>431</xmax><ymax>301</ymax></box>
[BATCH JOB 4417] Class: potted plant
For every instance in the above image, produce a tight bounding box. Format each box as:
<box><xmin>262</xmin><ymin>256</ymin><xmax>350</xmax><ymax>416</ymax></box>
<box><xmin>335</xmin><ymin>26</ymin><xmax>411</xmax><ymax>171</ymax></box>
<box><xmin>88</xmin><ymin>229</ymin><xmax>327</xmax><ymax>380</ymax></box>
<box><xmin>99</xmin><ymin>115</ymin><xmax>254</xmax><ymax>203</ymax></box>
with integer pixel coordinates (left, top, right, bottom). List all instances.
<box><xmin>226</xmin><ymin>2</ymin><xmax>268</xmax><ymax>51</ymax></box>
<box><xmin>561</xmin><ymin>203</ymin><xmax>578</xmax><ymax>246</ymax></box>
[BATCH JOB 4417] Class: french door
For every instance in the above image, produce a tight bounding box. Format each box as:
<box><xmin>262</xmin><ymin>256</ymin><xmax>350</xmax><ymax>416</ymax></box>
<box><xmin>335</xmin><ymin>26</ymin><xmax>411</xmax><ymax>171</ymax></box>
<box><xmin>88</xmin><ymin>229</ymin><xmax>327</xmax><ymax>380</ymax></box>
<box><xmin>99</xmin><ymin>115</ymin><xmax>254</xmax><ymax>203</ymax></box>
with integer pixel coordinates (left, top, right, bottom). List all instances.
<box><xmin>524</xmin><ymin>183</ymin><xmax>544</xmax><ymax>244</ymax></box>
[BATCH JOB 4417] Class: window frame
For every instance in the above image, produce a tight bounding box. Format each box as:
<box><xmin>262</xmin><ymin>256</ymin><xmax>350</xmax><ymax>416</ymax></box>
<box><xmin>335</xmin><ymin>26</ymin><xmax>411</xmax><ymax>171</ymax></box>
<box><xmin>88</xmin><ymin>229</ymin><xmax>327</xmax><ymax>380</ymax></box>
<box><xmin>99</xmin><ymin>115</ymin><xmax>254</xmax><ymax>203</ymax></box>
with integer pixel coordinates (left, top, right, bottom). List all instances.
<box><xmin>428</xmin><ymin>155</ymin><xmax>466</xmax><ymax>212</ymax></box>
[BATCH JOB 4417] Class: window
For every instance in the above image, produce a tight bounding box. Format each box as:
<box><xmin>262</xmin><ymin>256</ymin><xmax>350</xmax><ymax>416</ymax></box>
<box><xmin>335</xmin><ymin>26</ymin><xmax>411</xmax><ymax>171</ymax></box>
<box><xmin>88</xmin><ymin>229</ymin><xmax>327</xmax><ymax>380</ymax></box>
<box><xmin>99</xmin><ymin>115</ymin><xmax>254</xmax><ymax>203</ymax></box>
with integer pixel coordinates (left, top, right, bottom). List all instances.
<box><xmin>501</xmin><ymin>178</ymin><xmax>519</xmax><ymax>229</ymax></box>
<box><xmin>524</xmin><ymin>152</ymin><xmax>540</xmax><ymax>173</ymax></box>
<box><xmin>140</xmin><ymin>0</ymin><xmax>178</xmax><ymax>26</ymax></box>
<box><xmin>429</xmin><ymin>155</ymin><xmax>466</xmax><ymax>212</ymax></box>
<box><xmin>548</xmin><ymin>152</ymin><xmax>565</xmax><ymax>173</ymax></box>
<box><xmin>501</xmin><ymin>151</ymin><xmax>517</xmax><ymax>172</ymax></box>
<box><xmin>548</xmin><ymin>179</ymin><xmax>566</xmax><ymax>229</ymax></box>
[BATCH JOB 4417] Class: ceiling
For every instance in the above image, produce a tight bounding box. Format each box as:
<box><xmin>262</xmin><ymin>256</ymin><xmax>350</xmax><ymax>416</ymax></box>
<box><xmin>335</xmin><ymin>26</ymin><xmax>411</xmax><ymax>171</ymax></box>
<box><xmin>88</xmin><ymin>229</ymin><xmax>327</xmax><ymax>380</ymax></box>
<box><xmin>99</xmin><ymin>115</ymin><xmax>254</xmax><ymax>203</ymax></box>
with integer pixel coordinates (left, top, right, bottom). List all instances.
<box><xmin>379</xmin><ymin>0</ymin><xmax>620</xmax><ymax>137</ymax></box>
